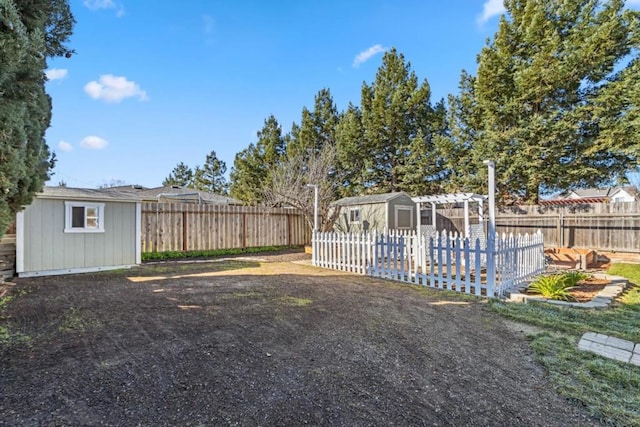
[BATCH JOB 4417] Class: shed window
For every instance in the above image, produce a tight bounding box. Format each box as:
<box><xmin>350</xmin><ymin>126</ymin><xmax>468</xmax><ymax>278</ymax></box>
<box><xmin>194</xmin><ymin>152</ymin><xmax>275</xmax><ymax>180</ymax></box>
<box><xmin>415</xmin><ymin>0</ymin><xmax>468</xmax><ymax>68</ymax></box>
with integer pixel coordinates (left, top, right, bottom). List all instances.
<box><xmin>65</xmin><ymin>202</ymin><xmax>105</xmax><ymax>233</ymax></box>
<box><xmin>349</xmin><ymin>208</ymin><xmax>360</xmax><ymax>223</ymax></box>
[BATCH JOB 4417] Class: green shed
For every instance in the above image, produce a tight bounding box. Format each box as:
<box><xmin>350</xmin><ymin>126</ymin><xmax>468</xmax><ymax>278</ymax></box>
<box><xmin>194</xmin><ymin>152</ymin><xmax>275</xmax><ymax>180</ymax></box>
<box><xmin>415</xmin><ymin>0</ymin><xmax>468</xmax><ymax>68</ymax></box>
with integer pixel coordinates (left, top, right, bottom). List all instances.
<box><xmin>16</xmin><ymin>187</ymin><xmax>141</xmax><ymax>277</ymax></box>
<box><xmin>332</xmin><ymin>192</ymin><xmax>416</xmax><ymax>233</ymax></box>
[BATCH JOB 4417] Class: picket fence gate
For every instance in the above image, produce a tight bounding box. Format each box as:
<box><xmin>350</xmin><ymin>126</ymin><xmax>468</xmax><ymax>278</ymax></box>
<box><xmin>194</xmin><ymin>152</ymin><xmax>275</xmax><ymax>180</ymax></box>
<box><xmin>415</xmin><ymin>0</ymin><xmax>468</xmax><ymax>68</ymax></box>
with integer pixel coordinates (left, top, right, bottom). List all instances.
<box><xmin>312</xmin><ymin>230</ymin><xmax>545</xmax><ymax>297</ymax></box>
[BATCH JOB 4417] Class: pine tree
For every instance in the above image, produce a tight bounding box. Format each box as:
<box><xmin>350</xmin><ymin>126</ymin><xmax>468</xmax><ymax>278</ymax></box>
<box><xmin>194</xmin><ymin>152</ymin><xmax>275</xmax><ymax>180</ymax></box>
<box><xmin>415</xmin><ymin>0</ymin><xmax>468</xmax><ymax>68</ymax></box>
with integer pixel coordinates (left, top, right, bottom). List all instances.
<box><xmin>287</xmin><ymin>88</ymin><xmax>339</xmax><ymax>160</ymax></box>
<box><xmin>359</xmin><ymin>48</ymin><xmax>444</xmax><ymax>195</ymax></box>
<box><xmin>194</xmin><ymin>150</ymin><xmax>228</xmax><ymax>194</ymax></box>
<box><xmin>335</xmin><ymin>103</ymin><xmax>365</xmax><ymax>197</ymax></box>
<box><xmin>448</xmin><ymin>0</ymin><xmax>640</xmax><ymax>204</ymax></box>
<box><xmin>162</xmin><ymin>162</ymin><xmax>195</xmax><ymax>187</ymax></box>
<box><xmin>229</xmin><ymin>115</ymin><xmax>285</xmax><ymax>203</ymax></box>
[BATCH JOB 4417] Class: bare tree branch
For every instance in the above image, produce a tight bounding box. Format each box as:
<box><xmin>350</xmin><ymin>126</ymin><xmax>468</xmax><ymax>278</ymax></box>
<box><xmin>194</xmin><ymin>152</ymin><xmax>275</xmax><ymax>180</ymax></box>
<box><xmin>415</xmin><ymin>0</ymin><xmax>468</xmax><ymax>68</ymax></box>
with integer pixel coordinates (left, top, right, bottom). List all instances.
<box><xmin>263</xmin><ymin>144</ymin><xmax>340</xmax><ymax>231</ymax></box>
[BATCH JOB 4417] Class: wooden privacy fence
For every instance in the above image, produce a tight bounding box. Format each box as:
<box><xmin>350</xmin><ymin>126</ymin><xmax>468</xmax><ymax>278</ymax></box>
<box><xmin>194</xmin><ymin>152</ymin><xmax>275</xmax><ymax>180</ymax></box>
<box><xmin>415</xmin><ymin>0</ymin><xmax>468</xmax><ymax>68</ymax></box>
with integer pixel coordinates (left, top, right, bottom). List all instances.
<box><xmin>434</xmin><ymin>201</ymin><xmax>639</xmax><ymax>253</ymax></box>
<box><xmin>312</xmin><ymin>230</ymin><xmax>544</xmax><ymax>297</ymax></box>
<box><xmin>142</xmin><ymin>203</ymin><xmax>310</xmax><ymax>253</ymax></box>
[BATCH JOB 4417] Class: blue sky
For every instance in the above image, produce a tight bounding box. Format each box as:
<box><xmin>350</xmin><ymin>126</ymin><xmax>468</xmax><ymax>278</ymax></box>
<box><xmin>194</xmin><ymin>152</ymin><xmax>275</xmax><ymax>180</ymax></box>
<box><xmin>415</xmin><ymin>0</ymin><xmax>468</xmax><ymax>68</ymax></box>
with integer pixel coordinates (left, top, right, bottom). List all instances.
<box><xmin>44</xmin><ymin>0</ymin><xmax>640</xmax><ymax>189</ymax></box>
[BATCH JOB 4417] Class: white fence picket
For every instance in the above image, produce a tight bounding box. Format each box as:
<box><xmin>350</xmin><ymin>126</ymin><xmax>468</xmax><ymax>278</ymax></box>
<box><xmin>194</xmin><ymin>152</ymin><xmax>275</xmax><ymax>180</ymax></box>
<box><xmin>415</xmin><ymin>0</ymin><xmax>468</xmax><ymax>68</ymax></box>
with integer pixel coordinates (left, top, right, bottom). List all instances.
<box><xmin>311</xmin><ymin>229</ymin><xmax>544</xmax><ymax>297</ymax></box>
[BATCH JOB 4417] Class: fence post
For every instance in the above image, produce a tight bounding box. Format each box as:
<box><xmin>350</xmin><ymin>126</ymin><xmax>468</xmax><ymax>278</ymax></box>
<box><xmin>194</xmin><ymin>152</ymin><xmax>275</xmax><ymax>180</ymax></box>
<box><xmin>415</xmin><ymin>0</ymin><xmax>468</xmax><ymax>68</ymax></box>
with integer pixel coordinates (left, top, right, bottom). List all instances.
<box><xmin>182</xmin><ymin>211</ymin><xmax>188</xmax><ymax>252</ymax></box>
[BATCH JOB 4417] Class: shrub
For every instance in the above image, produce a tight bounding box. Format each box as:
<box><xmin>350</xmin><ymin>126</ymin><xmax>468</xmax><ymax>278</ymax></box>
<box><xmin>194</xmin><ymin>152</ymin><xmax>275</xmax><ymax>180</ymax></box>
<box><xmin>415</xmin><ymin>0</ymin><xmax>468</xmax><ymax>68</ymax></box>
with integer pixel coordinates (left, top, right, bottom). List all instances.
<box><xmin>141</xmin><ymin>245</ymin><xmax>300</xmax><ymax>261</ymax></box>
<box><xmin>561</xmin><ymin>271</ymin><xmax>589</xmax><ymax>287</ymax></box>
<box><xmin>527</xmin><ymin>274</ymin><xmax>576</xmax><ymax>301</ymax></box>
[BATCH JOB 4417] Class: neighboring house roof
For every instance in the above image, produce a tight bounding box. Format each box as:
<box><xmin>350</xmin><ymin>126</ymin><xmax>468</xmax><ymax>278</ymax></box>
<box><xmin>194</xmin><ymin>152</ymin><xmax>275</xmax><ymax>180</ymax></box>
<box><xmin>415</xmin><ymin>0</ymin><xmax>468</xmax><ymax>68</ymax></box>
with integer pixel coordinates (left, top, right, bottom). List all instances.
<box><xmin>332</xmin><ymin>192</ymin><xmax>413</xmax><ymax>207</ymax></box>
<box><xmin>38</xmin><ymin>186</ymin><xmax>142</xmax><ymax>203</ymax></box>
<box><xmin>559</xmin><ymin>186</ymin><xmax>638</xmax><ymax>203</ymax></box>
<box><xmin>567</xmin><ymin>186</ymin><xmax>638</xmax><ymax>199</ymax></box>
<box><xmin>539</xmin><ymin>197</ymin><xmax>608</xmax><ymax>206</ymax></box>
<box><xmin>108</xmin><ymin>185</ymin><xmax>242</xmax><ymax>205</ymax></box>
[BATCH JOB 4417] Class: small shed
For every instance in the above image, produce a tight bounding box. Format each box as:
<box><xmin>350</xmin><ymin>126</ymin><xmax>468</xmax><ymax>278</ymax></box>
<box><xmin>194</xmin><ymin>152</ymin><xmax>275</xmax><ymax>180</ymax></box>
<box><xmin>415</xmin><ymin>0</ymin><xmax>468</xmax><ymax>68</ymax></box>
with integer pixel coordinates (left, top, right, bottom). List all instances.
<box><xmin>16</xmin><ymin>187</ymin><xmax>142</xmax><ymax>277</ymax></box>
<box><xmin>332</xmin><ymin>192</ymin><xmax>416</xmax><ymax>233</ymax></box>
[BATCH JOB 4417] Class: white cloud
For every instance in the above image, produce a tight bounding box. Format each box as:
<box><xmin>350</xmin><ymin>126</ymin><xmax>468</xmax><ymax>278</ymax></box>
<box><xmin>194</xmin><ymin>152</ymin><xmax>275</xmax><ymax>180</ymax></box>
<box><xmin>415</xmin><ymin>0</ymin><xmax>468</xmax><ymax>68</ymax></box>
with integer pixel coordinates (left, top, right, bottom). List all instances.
<box><xmin>84</xmin><ymin>0</ymin><xmax>125</xmax><ymax>16</ymax></box>
<box><xmin>58</xmin><ymin>141</ymin><xmax>73</xmax><ymax>152</ymax></box>
<box><xmin>84</xmin><ymin>74</ymin><xmax>148</xmax><ymax>103</ymax></box>
<box><xmin>80</xmin><ymin>136</ymin><xmax>109</xmax><ymax>150</ymax></box>
<box><xmin>353</xmin><ymin>44</ymin><xmax>387</xmax><ymax>68</ymax></box>
<box><xmin>83</xmin><ymin>0</ymin><xmax>115</xmax><ymax>10</ymax></box>
<box><xmin>477</xmin><ymin>0</ymin><xmax>506</xmax><ymax>25</ymax></box>
<box><xmin>46</xmin><ymin>68</ymin><xmax>68</xmax><ymax>81</ymax></box>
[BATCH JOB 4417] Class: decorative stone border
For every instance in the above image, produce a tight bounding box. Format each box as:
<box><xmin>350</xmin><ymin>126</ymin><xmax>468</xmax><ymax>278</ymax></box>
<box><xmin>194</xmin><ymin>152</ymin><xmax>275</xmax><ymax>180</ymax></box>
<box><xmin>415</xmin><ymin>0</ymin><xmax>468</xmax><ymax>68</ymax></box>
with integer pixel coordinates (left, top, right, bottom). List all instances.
<box><xmin>579</xmin><ymin>332</ymin><xmax>640</xmax><ymax>366</ymax></box>
<box><xmin>506</xmin><ymin>274</ymin><xmax>628</xmax><ymax>308</ymax></box>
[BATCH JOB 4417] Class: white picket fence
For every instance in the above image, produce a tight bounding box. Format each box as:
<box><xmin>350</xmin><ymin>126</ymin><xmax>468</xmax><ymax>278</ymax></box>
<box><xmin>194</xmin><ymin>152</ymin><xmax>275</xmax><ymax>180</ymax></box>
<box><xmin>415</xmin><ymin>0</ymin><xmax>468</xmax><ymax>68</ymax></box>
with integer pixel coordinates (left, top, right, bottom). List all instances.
<box><xmin>312</xmin><ymin>230</ymin><xmax>545</xmax><ymax>297</ymax></box>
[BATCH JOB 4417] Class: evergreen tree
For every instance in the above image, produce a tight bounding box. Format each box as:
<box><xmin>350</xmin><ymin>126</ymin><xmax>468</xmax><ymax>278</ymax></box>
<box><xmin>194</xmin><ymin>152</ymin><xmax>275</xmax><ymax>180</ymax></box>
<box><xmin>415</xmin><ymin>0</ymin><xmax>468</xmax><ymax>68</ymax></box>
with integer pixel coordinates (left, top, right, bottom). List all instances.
<box><xmin>448</xmin><ymin>0</ymin><xmax>640</xmax><ymax>204</ymax></box>
<box><xmin>335</xmin><ymin>103</ymin><xmax>365</xmax><ymax>197</ymax></box>
<box><xmin>162</xmin><ymin>162</ymin><xmax>194</xmax><ymax>187</ymax></box>
<box><xmin>0</xmin><ymin>0</ymin><xmax>74</xmax><ymax>235</ymax></box>
<box><xmin>194</xmin><ymin>150</ymin><xmax>228</xmax><ymax>194</ymax></box>
<box><xmin>229</xmin><ymin>115</ymin><xmax>285</xmax><ymax>203</ymax></box>
<box><xmin>287</xmin><ymin>88</ymin><xmax>339</xmax><ymax>160</ymax></box>
<box><xmin>359</xmin><ymin>48</ymin><xmax>444</xmax><ymax>195</ymax></box>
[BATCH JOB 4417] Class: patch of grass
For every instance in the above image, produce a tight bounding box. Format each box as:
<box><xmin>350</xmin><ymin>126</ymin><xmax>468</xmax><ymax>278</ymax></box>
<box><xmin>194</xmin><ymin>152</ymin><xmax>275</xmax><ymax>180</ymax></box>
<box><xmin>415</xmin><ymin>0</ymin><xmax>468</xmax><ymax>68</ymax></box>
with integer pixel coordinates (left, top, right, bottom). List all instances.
<box><xmin>58</xmin><ymin>308</ymin><xmax>99</xmax><ymax>333</ymax></box>
<box><xmin>0</xmin><ymin>294</ymin><xmax>13</xmax><ymax>310</ymax></box>
<box><xmin>489</xmin><ymin>263</ymin><xmax>640</xmax><ymax>425</ymax></box>
<box><xmin>232</xmin><ymin>291</ymin><xmax>262</xmax><ymax>299</ymax></box>
<box><xmin>0</xmin><ymin>293</ymin><xmax>32</xmax><ymax>346</ymax></box>
<box><xmin>142</xmin><ymin>245</ymin><xmax>302</xmax><ymax>261</ymax></box>
<box><xmin>142</xmin><ymin>260</ymin><xmax>258</xmax><ymax>275</ymax></box>
<box><xmin>278</xmin><ymin>296</ymin><xmax>312</xmax><ymax>307</ymax></box>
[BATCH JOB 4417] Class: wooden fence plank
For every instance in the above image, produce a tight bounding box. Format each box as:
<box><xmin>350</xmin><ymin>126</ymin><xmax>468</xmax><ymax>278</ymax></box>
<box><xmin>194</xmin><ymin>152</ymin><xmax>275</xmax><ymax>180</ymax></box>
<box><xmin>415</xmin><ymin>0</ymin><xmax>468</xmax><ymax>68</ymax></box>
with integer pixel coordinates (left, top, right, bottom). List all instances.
<box><xmin>141</xmin><ymin>203</ymin><xmax>310</xmax><ymax>253</ymax></box>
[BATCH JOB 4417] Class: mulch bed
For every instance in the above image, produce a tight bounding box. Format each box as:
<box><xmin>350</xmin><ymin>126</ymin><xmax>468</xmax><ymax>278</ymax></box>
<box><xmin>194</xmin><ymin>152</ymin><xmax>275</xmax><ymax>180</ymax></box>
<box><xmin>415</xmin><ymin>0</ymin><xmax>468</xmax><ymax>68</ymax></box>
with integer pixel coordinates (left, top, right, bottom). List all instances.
<box><xmin>569</xmin><ymin>278</ymin><xmax>609</xmax><ymax>303</ymax></box>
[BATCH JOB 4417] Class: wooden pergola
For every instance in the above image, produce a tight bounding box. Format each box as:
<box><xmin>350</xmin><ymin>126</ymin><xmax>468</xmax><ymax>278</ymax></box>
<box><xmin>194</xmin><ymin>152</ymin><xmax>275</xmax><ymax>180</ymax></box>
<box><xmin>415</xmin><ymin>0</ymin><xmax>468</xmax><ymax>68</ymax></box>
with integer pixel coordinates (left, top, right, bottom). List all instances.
<box><xmin>412</xmin><ymin>193</ymin><xmax>487</xmax><ymax>238</ymax></box>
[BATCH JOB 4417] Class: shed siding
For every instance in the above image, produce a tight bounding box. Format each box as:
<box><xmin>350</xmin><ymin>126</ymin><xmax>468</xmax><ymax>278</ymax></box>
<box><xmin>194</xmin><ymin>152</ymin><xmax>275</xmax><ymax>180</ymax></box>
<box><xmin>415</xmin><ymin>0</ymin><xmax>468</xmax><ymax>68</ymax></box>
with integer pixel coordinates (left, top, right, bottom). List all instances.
<box><xmin>22</xmin><ymin>199</ymin><xmax>136</xmax><ymax>273</ymax></box>
<box><xmin>335</xmin><ymin>203</ymin><xmax>387</xmax><ymax>233</ymax></box>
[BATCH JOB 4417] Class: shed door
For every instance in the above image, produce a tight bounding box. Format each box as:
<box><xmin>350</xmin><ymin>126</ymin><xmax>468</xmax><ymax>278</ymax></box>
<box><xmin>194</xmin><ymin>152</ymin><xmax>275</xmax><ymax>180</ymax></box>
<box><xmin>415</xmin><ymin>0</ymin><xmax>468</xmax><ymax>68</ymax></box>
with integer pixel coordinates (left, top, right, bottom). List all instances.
<box><xmin>395</xmin><ymin>206</ymin><xmax>413</xmax><ymax>229</ymax></box>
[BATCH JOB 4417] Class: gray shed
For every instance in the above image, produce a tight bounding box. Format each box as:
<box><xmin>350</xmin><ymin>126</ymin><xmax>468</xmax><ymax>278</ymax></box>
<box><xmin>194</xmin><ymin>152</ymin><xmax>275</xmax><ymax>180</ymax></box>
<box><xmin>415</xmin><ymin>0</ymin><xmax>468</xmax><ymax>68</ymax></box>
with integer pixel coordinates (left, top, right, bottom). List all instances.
<box><xmin>16</xmin><ymin>187</ymin><xmax>142</xmax><ymax>277</ymax></box>
<box><xmin>332</xmin><ymin>192</ymin><xmax>416</xmax><ymax>233</ymax></box>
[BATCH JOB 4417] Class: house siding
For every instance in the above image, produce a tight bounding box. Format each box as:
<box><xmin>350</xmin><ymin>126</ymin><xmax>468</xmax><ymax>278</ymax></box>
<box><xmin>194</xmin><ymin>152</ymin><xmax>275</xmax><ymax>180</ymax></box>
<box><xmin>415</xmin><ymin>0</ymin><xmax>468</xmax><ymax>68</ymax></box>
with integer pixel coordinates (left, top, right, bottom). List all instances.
<box><xmin>21</xmin><ymin>198</ymin><xmax>136</xmax><ymax>274</ymax></box>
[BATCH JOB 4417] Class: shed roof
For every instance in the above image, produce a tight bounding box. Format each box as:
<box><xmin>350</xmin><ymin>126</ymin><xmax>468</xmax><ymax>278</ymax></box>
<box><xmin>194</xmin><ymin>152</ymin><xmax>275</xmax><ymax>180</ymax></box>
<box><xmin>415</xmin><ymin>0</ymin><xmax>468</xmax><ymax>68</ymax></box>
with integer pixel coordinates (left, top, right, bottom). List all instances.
<box><xmin>333</xmin><ymin>192</ymin><xmax>412</xmax><ymax>207</ymax></box>
<box><xmin>37</xmin><ymin>186</ymin><xmax>142</xmax><ymax>202</ymax></box>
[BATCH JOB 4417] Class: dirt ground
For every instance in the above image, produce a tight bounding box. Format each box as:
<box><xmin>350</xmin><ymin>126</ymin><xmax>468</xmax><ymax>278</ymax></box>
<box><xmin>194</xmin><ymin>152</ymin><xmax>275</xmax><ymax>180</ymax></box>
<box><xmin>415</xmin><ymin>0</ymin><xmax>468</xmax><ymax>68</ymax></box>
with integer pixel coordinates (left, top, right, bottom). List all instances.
<box><xmin>0</xmin><ymin>250</ymin><xmax>598</xmax><ymax>426</ymax></box>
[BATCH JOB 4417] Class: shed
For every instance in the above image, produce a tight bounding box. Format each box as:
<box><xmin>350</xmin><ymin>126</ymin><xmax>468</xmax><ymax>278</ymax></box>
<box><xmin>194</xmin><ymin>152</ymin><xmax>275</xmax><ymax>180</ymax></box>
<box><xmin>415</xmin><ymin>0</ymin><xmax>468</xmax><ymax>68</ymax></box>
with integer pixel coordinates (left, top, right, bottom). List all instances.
<box><xmin>16</xmin><ymin>187</ymin><xmax>142</xmax><ymax>277</ymax></box>
<box><xmin>332</xmin><ymin>192</ymin><xmax>416</xmax><ymax>233</ymax></box>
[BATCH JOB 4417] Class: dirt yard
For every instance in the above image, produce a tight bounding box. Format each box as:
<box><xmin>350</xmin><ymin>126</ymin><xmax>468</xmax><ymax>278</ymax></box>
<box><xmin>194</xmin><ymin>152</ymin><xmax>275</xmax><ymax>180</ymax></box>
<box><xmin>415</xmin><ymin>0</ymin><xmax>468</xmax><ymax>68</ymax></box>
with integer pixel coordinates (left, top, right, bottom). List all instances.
<box><xmin>0</xmin><ymin>250</ymin><xmax>597</xmax><ymax>426</ymax></box>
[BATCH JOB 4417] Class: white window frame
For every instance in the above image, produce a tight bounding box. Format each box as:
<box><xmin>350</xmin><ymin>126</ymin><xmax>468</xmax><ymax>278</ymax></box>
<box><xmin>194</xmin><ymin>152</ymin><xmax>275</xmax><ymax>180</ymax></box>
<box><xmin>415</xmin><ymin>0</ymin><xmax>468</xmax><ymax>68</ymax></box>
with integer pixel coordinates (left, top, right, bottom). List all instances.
<box><xmin>394</xmin><ymin>205</ymin><xmax>413</xmax><ymax>229</ymax></box>
<box><xmin>349</xmin><ymin>208</ymin><xmax>360</xmax><ymax>223</ymax></box>
<box><xmin>64</xmin><ymin>201</ymin><xmax>105</xmax><ymax>233</ymax></box>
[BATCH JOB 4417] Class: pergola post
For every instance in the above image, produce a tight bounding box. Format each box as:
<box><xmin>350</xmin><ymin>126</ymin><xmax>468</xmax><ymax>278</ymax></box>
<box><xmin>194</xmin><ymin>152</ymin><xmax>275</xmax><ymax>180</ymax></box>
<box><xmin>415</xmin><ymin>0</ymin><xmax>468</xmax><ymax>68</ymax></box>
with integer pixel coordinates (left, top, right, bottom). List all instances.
<box><xmin>464</xmin><ymin>200</ymin><xmax>470</xmax><ymax>238</ymax></box>
<box><xmin>483</xmin><ymin>160</ymin><xmax>496</xmax><ymax>296</ymax></box>
<box><xmin>431</xmin><ymin>202</ymin><xmax>437</xmax><ymax>228</ymax></box>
